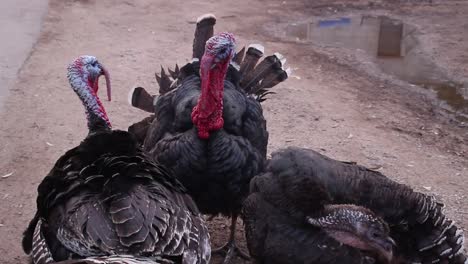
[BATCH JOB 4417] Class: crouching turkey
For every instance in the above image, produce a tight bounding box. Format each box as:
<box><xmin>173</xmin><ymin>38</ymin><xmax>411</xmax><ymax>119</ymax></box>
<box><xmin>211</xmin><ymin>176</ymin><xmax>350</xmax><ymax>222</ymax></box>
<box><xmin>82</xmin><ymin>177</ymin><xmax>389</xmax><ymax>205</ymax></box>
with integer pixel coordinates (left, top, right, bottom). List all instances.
<box><xmin>22</xmin><ymin>56</ymin><xmax>210</xmax><ymax>264</ymax></box>
<box><xmin>128</xmin><ymin>14</ymin><xmax>289</xmax><ymax>263</ymax></box>
<box><xmin>243</xmin><ymin>147</ymin><xmax>467</xmax><ymax>264</ymax></box>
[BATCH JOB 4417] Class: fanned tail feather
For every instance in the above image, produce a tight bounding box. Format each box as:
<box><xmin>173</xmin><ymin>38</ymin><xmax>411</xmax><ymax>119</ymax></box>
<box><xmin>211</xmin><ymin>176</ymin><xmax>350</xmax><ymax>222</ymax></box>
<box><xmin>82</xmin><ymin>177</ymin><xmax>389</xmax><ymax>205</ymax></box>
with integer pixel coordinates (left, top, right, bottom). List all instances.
<box><xmin>168</xmin><ymin>64</ymin><xmax>180</xmax><ymax>79</ymax></box>
<box><xmin>129</xmin><ymin>13</ymin><xmax>290</xmax><ymax>115</ymax></box>
<box><xmin>128</xmin><ymin>87</ymin><xmax>155</xmax><ymax>113</ymax></box>
<box><xmin>257</xmin><ymin>55</ymin><xmax>291</xmax><ymax>89</ymax></box>
<box><xmin>31</xmin><ymin>219</ymin><xmax>55</xmax><ymax>264</ymax></box>
<box><xmin>407</xmin><ymin>195</ymin><xmax>467</xmax><ymax>263</ymax></box>
<box><xmin>192</xmin><ymin>14</ymin><xmax>216</xmax><ymax>60</ymax></box>
<box><xmin>239</xmin><ymin>44</ymin><xmax>264</xmax><ymax>80</ymax></box>
<box><xmin>128</xmin><ymin>65</ymin><xmax>179</xmax><ymax>113</ymax></box>
<box><xmin>237</xmin><ymin>45</ymin><xmax>290</xmax><ymax>102</ymax></box>
<box><xmin>53</xmin><ymin>255</ymin><xmax>171</xmax><ymax>264</ymax></box>
<box><xmin>232</xmin><ymin>47</ymin><xmax>245</xmax><ymax>66</ymax></box>
<box><xmin>155</xmin><ymin>66</ymin><xmax>174</xmax><ymax>95</ymax></box>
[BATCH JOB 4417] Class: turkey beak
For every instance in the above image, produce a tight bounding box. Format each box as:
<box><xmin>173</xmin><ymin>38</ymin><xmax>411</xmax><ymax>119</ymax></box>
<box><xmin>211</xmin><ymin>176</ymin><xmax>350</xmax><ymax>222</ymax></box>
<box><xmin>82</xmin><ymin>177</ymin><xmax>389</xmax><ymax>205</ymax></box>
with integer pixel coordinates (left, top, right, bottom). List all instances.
<box><xmin>100</xmin><ymin>64</ymin><xmax>112</xmax><ymax>101</ymax></box>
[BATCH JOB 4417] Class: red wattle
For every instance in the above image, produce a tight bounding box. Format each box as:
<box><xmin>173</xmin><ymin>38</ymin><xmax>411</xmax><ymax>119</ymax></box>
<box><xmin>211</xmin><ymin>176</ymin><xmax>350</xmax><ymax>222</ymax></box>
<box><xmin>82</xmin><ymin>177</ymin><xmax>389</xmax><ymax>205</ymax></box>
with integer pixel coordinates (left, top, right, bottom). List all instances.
<box><xmin>191</xmin><ymin>56</ymin><xmax>227</xmax><ymax>139</ymax></box>
<box><xmin>87</xmin><ymin>78</ymin><xmax>111</xmax><ymax>128</ymax></box>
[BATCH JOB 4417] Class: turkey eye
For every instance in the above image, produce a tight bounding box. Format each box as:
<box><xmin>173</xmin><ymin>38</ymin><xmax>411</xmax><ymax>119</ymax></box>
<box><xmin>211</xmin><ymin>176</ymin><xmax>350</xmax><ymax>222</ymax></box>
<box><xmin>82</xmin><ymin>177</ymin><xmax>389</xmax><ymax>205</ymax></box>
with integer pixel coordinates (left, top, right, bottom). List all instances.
<box><xmin>371</xmin><ymin>232</ymin><xmax>381</xmax><ymax>238</ymax></box>
<box><xmin>219</xmin><ymin>48</ymin><xmax>227</xmax><ymax>54</ymax></box>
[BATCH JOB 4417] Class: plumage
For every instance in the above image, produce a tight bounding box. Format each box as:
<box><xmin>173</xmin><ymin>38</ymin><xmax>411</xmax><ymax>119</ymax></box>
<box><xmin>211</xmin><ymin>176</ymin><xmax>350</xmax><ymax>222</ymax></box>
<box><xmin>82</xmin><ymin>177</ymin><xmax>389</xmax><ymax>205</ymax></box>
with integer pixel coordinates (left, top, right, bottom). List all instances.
<box><xmin>52</xmin><ymin>254</ymin><xmax>177</xmax><ymax>264</ymax></box>
<box><xmin>144</xmin><ymin>76</ymin><xmax>266</xmax><ymax>215</ymax></box>
<box><xmin>156</xmin><ymin>66</ymin><xmax>175</xmax><ymax>95</ymax></box>
<box><xmin>22</xmin><ymin>56</ymin><xmax>210</xmax><ymax>264</ymax></box>
<box><xmin>192</xmin><ymin>13</ymin><xmax>216</xmax><ymax>61</ymax></box>
<box><xmin>243</xmin><ymin>147</ymin><xmax>467</xmax><ymax>264</ymax></box>
<box><xmin>127</xmin><ymin>14</ymin><xmax>289</xmax><ymax>263</ymax></box>
<box><xmin>128</xmin><ymin>87</ymin><xmax>154</xmax><ymax>113</ymax></box>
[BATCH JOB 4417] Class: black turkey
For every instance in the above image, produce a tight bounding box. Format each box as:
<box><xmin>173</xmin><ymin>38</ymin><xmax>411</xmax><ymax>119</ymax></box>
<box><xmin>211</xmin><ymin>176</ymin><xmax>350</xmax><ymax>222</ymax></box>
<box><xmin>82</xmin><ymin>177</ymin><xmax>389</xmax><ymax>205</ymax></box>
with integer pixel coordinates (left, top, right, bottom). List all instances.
<box><xmin>22</xmin><ymin>55</ymin><xmax>210</xmax><ymax>264</ymax></box>
<box><xmin>127</xmin><ymin>14</ymin><xmax>289</xmax><ymax>263</ymax></box>
<box><xmin>243</xmin><ymin>147</ymin><xmax>467</xmax><ymax>264</ymax></box>
<box><xmin>50</xmin><ymin>255</ymin><xmax>169</xmax><ymax>264</ymax></box>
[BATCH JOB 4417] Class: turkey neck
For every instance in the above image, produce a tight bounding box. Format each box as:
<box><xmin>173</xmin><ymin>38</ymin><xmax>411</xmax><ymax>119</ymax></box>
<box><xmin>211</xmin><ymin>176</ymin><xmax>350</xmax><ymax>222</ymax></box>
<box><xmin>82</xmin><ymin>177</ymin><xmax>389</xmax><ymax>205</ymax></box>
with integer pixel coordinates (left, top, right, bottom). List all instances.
<box><xmin>191</xmin><ymin>56</ymin><xmax>229</xmax><ymax>139</ymax></box>
<box><xmin>67</xmin><ymin>64</ymin><xmax>111</xmax><ymax>132</ymax></box>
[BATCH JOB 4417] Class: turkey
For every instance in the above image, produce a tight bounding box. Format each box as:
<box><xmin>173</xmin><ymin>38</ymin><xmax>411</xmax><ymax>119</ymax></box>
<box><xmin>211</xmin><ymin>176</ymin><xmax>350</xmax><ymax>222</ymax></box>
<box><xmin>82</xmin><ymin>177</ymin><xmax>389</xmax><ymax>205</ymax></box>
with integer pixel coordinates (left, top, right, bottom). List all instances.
<box><xmin>243</xmin><ymin>147</ymin><xmax>467</xmax><ymax>264</ymax></box>
<box><xmin>22</xmin><ymin>55</ymin><xmax>210</xmax><ymax>264</ymax></box>
<box><xmin>48</xmin><ymin>255</ymin><xmax>171</xmax><ymax>264</ymax></box>
<box><xmin>127</xmin><ymin>14</ymin><xmax>290</xmax><ymax>263</ymax></box>
<box><xmin>52</xmin><ymin>255</ymin><xmax>180</xmax><ymax>264</ymax></box>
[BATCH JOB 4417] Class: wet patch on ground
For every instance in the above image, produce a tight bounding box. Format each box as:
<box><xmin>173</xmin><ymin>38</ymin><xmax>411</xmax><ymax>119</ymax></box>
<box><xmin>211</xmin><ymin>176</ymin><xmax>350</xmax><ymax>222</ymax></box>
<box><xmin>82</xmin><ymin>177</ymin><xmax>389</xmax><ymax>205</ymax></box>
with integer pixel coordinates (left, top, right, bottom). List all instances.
<box><xmin>274</xmin><ymin>15</ymin><xmax>468</xmax><ymax>122</ymax></box>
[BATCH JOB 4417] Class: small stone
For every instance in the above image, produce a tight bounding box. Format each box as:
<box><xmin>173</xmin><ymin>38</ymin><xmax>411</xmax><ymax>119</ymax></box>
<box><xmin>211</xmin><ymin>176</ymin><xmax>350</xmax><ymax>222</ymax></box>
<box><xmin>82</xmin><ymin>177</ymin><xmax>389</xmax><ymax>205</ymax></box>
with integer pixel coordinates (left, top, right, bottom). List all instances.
<box><xmin>1</xmin><ymin>172</ymin><xmax>13</xmax><ymax>178</ymax></box>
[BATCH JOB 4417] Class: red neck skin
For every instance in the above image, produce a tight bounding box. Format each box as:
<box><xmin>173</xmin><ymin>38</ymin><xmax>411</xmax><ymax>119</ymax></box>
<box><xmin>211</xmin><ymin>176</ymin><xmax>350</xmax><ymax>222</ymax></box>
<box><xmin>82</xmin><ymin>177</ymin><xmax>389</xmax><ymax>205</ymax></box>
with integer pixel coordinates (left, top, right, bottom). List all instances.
<box><xmin>88</xmin><ymin>77</ymin><xmax>111</xmax><ymax>126</ymax></box>
<box><xmin>191</xmin><ymin>54</ymin><xmax>230</xmax><ymax>139</ymax></box>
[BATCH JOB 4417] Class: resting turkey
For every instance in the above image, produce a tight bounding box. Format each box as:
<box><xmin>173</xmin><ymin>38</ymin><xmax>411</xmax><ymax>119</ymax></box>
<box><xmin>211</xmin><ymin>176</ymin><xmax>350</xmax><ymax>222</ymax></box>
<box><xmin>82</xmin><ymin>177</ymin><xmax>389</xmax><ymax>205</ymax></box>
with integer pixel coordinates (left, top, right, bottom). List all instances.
<box><xmin>22</xmin><ymin>55</ymin><xmax>210</xmax><ymax>264</ymax></box>
<box><xmin>243</xmin><ymin>147</ymin><xmax>467</xmax><ymax>264</ymax></box>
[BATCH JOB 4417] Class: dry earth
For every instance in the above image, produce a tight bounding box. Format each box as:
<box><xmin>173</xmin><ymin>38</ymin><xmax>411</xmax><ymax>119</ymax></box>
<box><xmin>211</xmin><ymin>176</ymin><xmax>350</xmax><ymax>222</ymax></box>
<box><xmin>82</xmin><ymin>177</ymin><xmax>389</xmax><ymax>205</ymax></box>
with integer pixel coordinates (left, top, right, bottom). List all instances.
<box><xmin>0</xmin><ymin>0</ymin><xmax>466</xmax><ymax>263</ymax></box>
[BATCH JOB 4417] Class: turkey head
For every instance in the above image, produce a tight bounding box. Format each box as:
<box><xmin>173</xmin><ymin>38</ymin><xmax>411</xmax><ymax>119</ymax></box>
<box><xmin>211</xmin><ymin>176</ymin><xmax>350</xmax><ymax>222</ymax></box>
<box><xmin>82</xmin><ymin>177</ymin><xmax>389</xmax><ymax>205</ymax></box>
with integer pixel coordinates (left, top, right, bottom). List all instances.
<box><xmin>191</xmin><ymin>32</ymin><xmax>236</xmax><ymax>139</ymax></box>
<box><xmin>307</xmin><ymin>204</ymin><xmax>395</xmax><ymax>264</ymax></box>
<box><xmin>67</xmin><ymin>55</ymin><xmax>112</xmax><ymax>131</ymax></box>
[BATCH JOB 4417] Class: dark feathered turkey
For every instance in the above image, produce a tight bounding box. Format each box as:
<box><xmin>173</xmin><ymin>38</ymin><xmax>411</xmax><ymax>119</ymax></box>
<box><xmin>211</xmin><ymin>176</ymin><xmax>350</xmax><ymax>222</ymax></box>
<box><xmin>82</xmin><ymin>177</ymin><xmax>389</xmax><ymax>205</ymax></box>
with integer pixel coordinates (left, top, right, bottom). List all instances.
<box><xmin>243</xmin><ymin>147</ymin><xmax>467</xmax><ymax>264</ymax></box>
<box><xmin>128</xmin><ymin>14</ymin><xmax>289</xmax><ymax>263</ymax></box>
<box><xmin>22</xmin><ymin>56</ymin><xmax>210</xmax><ymax>264</ymax></box>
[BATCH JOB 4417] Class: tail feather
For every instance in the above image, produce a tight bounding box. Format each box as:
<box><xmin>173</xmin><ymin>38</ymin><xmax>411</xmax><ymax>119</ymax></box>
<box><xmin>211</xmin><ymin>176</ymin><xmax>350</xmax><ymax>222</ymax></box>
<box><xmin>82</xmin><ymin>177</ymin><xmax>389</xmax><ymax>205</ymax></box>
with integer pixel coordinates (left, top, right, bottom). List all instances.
<box><xmin>156</xmin><ymin>66</ymin><xmax>174</xmax><ymax>95</ymax></box>
<box><xmin>53</xmin><ymin>255</ymin><xmax>167</xmax><ymax>264</ymax></box>
<box><xmin>166</xmin><ymin>64</ymin><xmax>180</xmax><ymax>80</ymax></box>
<box><xmin>168</xmin><ymin>67</ymin><xmax>177</xmax><ymax>80</ymax></box>
<box><xmin>173</xmin><ymin>64</ymin><xmax>180</xmax><ymax>78</ymax></box>
<box><xmin>239</xmin><ymin>44</ymin><xmax>264</xmax><ymax>79</ymax></box>
<box><xmin>409</xmin><ymin>197</ymin><xmax>467</xmax><ymax>263</ymax></box>
<box><xmin>237</xmin><ymin>48</ymin><xmax>290</xmax><ymax>102</ymax></box>
<box><xmin>244</xmin><ymin>53</ymin><xmax>289</xmax><ymax>94</ymax></box>
<box><xmin>241</xmin><ymin>53</ymin><xmax>282</xmax><ymax>93</ymax></box>
<box><xmin>130</xmin><ymin>64</ymin><xmax>180</xmax><ymax>113</ymax></box>
<box><xmin>23</xmin><ymin>213</ymin><xmax>40</xmax><ymax>254</ymax></box>
<box><xmin>232</xmin><ymin>46</ymin><xmax>245</xmax><ymax>66</ymax></box>
<box><xmin>192</xmin><ymin>13</ymin><xmax>216</xmax><ymax>60</ymax></box>
<box><xmin>127</xmin><ymin>87</ymin><xmax>155</xmax><ymax>113</ymax></box>
<box><xmin>258</xmin><ymin>63</ymin><xmax>290</xmax><ymax>89</ymax></box>
<box><xmin>147</xmin><ymin>14</ymin><xmax>290</xmax><ymax>108</ymax></box>
<box><xmin>31</xmin><ymin>219</ymin><xmax>55</xmax><ymax>264</ymax></box>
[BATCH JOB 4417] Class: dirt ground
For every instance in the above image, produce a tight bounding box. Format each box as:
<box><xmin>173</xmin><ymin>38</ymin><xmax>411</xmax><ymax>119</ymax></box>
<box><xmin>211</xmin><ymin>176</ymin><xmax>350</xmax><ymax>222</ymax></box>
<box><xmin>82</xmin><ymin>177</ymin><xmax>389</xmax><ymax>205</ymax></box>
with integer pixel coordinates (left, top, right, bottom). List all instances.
<box><xmin>0</xmin><ymin>0</ymin><xmax>467</xmax><ymax>263</ymax></box>
<box><xmin>0</xmin><ymin>0</ymin><xmax>48</xmax><ymax>109</ymax></box>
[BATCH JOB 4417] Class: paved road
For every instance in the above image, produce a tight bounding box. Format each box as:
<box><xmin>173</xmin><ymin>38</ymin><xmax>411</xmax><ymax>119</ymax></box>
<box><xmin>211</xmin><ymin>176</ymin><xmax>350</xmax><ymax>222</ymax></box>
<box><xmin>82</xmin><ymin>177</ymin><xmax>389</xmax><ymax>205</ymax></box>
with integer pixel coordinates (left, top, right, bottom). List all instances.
<box><xmin>0</xmin><ymin>0</ymin><xmax>49</xmax><ymax>110</ymax></box>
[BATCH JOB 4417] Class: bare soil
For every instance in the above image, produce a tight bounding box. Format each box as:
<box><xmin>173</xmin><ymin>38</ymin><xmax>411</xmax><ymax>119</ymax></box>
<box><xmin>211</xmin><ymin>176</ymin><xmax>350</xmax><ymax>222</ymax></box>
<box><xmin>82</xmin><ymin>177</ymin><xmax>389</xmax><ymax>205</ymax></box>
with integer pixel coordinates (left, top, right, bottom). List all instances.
<box><xmin>0</xmin><ymin>0</ymin><xmax>466</xmax><ymax>263</ymax></box>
